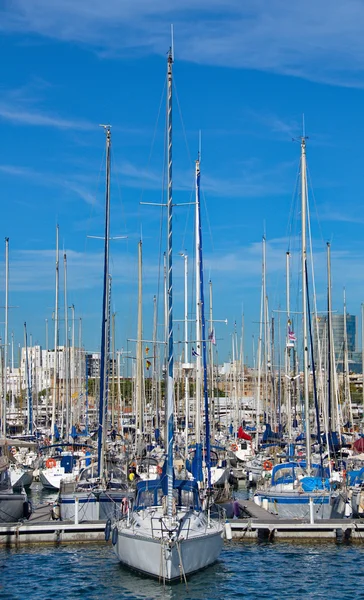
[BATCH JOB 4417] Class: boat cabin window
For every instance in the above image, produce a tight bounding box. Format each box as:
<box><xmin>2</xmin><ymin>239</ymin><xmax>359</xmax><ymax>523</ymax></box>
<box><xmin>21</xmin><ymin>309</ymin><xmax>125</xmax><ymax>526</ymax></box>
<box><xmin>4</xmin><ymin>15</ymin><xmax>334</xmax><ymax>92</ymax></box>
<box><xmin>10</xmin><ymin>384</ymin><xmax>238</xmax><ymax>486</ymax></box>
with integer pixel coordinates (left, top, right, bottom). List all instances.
<box><xmin>273</xmin><ymin>466</ymin><xmax>296</xmax><ymax>485</ymax></box>
<box><xmin>136</xmin><ymin>484</ymin><xmax>200</xmax><ymax>510</ymax></box>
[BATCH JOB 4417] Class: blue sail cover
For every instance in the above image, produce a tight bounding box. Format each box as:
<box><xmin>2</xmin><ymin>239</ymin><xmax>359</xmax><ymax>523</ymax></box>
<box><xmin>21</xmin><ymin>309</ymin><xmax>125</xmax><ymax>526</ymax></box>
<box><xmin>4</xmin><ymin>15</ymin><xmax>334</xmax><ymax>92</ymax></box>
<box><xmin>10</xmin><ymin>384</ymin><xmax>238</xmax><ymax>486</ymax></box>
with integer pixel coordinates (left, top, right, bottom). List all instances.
<box><xmin>300</xmin><ymin>477</ymin><xmax>330</xmax><ymax>492</ymax></box>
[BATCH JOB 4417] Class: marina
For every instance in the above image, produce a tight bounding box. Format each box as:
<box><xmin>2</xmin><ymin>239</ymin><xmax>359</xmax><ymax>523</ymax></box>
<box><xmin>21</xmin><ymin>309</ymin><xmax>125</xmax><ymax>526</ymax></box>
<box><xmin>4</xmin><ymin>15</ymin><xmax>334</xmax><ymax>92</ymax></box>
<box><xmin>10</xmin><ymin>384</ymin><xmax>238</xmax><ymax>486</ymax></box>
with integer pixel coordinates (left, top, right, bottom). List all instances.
<box><xmin>2</xmin><ymin>3</ymin><xmax>364</xmax><ymax>599</ymax></box>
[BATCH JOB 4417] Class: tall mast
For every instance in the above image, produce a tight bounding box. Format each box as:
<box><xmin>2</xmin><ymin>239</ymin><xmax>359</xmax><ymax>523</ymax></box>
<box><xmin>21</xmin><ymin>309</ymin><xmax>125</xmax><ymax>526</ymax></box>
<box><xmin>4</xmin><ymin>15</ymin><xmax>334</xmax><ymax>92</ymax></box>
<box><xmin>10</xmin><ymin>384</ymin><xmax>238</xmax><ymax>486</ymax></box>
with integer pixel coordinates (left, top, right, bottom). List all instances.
<box><xmin>136</xmin><ymin>240</ymin><xmax>144</xmax><ymax>438</ymax></box>
<box><xmin>209</xmin><ymin>280</ymin><xmax>215</xmax><ymax>440</ymax></box>
<box><xmin>181</xmin><ymin>254</ymin><xmax>189</xmax><ymax>456</ymax></box>
<box><xmin>97</xmin><ymin>125</ymin><xmax>112</xmax><ymax>480</ymax></box>
<box><xmin>301</xmin><ymin>137</ymin><xmax>311</xmax><ymax>476</ymax></box>
<box><xmin>45</xmin><ymin>319</ymin><xmax>49</xmax><ymax>425</ymax></box>
<box><xmin>64</xmin><ymin>252</ymin><xmax>69</xmax><ymax>439</ymax></box>
<box><xmin>285</xmin><ymin>251</ymin><xmax>292</xmax><ymax>440</ymax></box>
<box><xmin>196</xmin><ymin>156</ymin><xmax>212</xmax><ymax>487</ymax></box>
<box><xmin>3</xmin><ymin>238</ymin><xmax>9</xmax><ymax>436</ymax></box>
<box><xmin>166</xmin><ymin>47</ymin><xmax>174</xmax><ymax>519</ymax></box>
<box><xmin>70</xmin><ymin>304</ymin><xmax>75</xmax><ymax>428</ymax></box>
<box><xmin>24</xmin><ymin>322</ymin><xmax>32</xmax><ymax>434</ymax></box>
<box><xmin>362</xmin><ymin>303</ymin><xmax>364</xmax><ymax>427</ymax></box>
<box><xmin>51</xmin><ymin>224</ymin><xmax>59</xmax><ymax>441</ymax></box>
<box><xmin>327</xmin><ymin>242</ymin><xmax>334</xmax><ymax>432</ymax></box>
<box><xmin>255</xmin><ymin>239</ymin><xmax>264</xmax><ymax>447</ymax></box>
<box><xmin>152</xmin><ymin>295</ymin><xmax>159</xmax><ymax>438</ymax></box>
<box><xmin>193</xmin><ymin>151</ymin><xmax>203</xmax><ymax>483</ymax></box>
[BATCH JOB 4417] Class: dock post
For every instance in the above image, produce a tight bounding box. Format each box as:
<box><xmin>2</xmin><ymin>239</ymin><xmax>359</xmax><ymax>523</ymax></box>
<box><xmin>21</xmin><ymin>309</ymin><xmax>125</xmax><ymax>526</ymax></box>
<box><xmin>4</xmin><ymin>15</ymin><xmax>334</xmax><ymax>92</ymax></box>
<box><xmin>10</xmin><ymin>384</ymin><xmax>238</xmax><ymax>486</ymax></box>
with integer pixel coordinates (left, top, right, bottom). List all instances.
<box><xmin>75</xmin><ymin>497</ymin><xmax>79</xmax><ymax>525</ymax></box>
<box><xmin>309</xmin><ymin>498</ymin><xmax>314</xmax><ymax>524</ymax></box>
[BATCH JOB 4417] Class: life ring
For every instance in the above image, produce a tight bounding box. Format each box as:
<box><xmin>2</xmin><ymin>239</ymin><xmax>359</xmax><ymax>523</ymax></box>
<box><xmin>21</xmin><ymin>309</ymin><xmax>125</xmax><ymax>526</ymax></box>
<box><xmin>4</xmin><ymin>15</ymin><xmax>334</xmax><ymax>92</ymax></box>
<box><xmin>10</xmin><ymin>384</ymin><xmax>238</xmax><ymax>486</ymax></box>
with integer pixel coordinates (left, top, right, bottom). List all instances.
<box><xmin>46</xmin><ymin>458</ymin><xmax>57</xmax><ymax>469</ymax></box>
<box><xmin>263</xmin><ymin>460</ymin><xmax>273</xmax><ymax>471</ymax></box>
<box><xmin>231</xmin><ymin>444</ymin><xmax>238</xmax><ymax>452</ymax></box>
<box><xmin>157</xmin><ymin>465</ymin><xmax>163</xmax><ymax>476</ymax></box>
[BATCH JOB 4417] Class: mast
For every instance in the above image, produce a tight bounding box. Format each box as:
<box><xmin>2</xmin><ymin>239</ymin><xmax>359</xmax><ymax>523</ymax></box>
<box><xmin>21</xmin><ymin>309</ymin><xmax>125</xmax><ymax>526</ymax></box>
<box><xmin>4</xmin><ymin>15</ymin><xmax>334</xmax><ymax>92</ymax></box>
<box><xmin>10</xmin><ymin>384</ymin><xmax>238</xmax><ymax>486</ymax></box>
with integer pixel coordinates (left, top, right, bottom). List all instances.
<box><xmin>255</xmin><ymin>240</ymin><xmax>264</xmax><ymax>447</ymax></box>
<box><xmin>343</xmin><ymin>289</ymin><xmax>353</xmax><ymax>429</ymax></box>
<box><xmin>24</xmin><ymin>322</ymin><xmax>32</xmax><ymax>434</ymax></box>
<box><xmin>70</xmin><ymin>304</ymin><xmax>75</xmax><ymax>428</ymax></box>
<box><xmin>166</xmin><ymin>47</ymin><xmax>174</xmax><ymax>519</ymax></box>
<box><xmin>51</xmin><ymin>225</ymin><xmax>59</xmax><ymax>441</ymax></box>
<box><xmin>285</xmin><ymin>251</ymin><xmax>292</xmax><ymax>440</ymax></box>
<box><xmin>209</xmin><ymin>280</ymin><xmax>216</xmax><ymax>440</ymax></box>
<box><xmin>45</xmin><ymin>319</ymin><xmax>49</xmax><ymax>426</ymax></box>
<box><xmin>301</xmin><ymin>137</ymin><xmax>311</xmax><ymax>476</ymax></box>
<box><xmin>136</xmin><ymin>240</ymin><xmax>144</xmax><ymax>439</ymax></box>
<box><xmin>111</xmin><ymin>312</ymin><xmax>116</xmax><ymax>430</ymax></box>
<box><xmin>64</xmin><ymin>252</ymin><xmax>70</xmax><ymax>439</ymax></box>
<box><xmin>194</xmin><ymin>154</ymin><xmax>203</xmax><ymax>482</ymax></box>
<box><xmin>181</xmin><ymin>254</ymin><xmax>190</xmax><ymax>456</ymax></box>
<box><xmin>3</xmin><ymin>238</ymin><xmax>9</xmax><ymax>436</ymax></box>
<box><xmin>362</xmin><ymin>303</ymin><xmax>364</xmax><ymax>427</ymax></box>
<box><xmin>97</xmin><ymin>125</ymin><xmax>112</xmax><ymax>480</ymax></box>
<box><xmin>152</xmin><ymin>295</ymin><xmax>159</xmax><ymax>439</ymax></box>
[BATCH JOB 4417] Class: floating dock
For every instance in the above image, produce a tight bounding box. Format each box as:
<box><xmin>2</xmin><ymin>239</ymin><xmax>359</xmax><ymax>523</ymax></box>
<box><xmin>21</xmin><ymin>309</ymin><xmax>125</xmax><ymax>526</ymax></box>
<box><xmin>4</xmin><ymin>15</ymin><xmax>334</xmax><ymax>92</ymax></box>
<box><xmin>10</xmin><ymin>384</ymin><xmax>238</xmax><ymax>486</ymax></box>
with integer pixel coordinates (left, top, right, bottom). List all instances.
<box><xmin>1</xmin><ymin>500</ymin><xmax>364</xmax><ymax>546</ymax></box>
<box><xmin>229</xmin><ymin>500</ymin><xmax>364</xmax><ymax>541</ymax></box>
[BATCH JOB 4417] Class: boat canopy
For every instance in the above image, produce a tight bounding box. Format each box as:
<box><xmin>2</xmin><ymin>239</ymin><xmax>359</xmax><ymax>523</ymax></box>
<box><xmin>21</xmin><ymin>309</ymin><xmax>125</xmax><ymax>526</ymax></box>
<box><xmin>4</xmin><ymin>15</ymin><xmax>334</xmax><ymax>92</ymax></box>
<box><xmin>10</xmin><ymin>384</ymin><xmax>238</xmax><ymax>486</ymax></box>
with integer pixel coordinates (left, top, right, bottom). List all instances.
<box><xmin>271</xmin><ymin>462</ymin><xmax>299</xmax><ymax>486</ymax></box>
<box><xmin>134</xmin><ymin>479</ymin><xmax>200</xmax><ymax>511</ymax></box>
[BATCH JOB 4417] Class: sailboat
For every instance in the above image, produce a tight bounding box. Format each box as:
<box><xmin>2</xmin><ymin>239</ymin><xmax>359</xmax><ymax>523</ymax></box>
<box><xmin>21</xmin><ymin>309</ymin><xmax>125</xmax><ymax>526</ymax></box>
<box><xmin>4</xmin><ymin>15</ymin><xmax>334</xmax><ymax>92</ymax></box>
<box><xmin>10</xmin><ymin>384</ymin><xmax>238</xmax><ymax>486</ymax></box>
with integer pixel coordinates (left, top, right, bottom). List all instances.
<box><xmin>0</xmin><ymin>239</ymin><xmax>30</xmax><ymax>522</ymax></box>
<box><xmin>58</xmin><ymin>126</ymin><xmax>130</xmax><ymax>521</ymax></box>
<box><xmin>111</xmin><ymin>49</ymin><xmax>225</xmax><ymax>582</ymax></box>
<box><xmin>254</xmin><ymin>136</ymin><xmax>347</xmax><ymax>521</ymax></box>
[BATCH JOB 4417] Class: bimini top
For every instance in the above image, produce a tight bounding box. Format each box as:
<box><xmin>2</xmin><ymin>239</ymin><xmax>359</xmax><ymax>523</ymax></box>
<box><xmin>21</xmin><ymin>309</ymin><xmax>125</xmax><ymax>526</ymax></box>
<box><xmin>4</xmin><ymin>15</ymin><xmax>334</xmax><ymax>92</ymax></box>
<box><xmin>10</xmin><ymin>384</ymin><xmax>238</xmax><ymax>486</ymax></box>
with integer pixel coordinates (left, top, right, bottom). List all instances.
<box><xmin>134</xmin><ymin>478</ymin><xmax>200</xmax><ymax>511</ymax></box>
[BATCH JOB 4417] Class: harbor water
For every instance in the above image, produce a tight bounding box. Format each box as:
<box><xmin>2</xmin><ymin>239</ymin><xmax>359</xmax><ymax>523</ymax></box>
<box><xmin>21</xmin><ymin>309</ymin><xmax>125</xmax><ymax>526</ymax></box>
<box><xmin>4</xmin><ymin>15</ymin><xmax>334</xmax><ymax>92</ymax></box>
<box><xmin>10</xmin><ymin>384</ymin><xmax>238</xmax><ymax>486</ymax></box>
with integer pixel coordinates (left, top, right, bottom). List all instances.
<box><xmin>1</xmin><ymin>540</ymin><xmax>364</xmax><ymax>600</ymax></box>
<box><xmin>1</xmin><ymin>484</ymin><xmax>363</xmax><ymax>599</ymax></box>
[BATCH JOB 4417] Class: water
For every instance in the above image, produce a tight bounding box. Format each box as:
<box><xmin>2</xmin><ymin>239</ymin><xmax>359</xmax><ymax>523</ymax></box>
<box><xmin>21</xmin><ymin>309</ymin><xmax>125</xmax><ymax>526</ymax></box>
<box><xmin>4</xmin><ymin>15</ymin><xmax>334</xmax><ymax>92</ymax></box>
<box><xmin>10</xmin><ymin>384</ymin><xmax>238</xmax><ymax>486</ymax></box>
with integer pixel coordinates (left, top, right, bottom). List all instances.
<box><xmin>1</xmin><ymin>485</ymin><xmax>364</xmax><ymax>599</ymax></box>
<box><xmin>1</xmin><ymin>541</ymin><xmax>364</xmax><ymax>600</ymax></box>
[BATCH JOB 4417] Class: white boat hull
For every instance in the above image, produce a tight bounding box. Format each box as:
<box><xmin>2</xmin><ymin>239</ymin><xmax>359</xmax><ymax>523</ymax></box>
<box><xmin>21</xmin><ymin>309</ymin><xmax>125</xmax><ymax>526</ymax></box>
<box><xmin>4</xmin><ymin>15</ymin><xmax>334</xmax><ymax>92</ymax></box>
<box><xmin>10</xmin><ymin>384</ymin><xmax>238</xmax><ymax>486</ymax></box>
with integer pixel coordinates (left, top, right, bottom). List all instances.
<box><xmin>254</xmin><ymin>490</ymin><xmax>347</xmax><ymax>519</ymax></box>
<box><xmin>39</xmin><ymin>467</ymin><xmax>66</xmax><ymax>490</ymax></box>
<box><xmin>59</xmin><ymin>490</ymin><xmax>130</xmax><ymax>522</ymax></box>
<box><xmin>113</xmin><ymin>520</ymin><xmax>223</xmax><ymax>581</ymax></box>
<box><xmin>10</xmin><ymin>468</ymin><xmax>34</xmax><ymax>490</ymax></box>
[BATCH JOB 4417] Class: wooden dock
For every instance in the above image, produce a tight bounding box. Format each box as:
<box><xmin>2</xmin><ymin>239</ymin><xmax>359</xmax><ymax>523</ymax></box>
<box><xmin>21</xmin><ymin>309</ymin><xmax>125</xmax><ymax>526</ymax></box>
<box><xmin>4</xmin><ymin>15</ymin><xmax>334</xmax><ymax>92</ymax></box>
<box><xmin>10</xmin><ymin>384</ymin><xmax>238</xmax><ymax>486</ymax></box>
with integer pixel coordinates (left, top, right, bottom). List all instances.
<box><xmin>1</xmin><ymin>500</ymin><xmax>364</xmax><ymax>546</ymax></box>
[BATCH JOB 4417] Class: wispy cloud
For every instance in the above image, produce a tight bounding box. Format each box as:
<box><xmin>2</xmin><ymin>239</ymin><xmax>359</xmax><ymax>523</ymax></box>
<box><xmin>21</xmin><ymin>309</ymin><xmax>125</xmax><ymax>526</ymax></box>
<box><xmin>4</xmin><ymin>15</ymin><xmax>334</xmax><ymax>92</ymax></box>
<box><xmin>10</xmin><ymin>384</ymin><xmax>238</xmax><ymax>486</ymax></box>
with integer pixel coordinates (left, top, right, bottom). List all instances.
<box><xmin>0</xmin><ymin>80</ymin><xmax>93</xmax><ymax>130</ymax></box>
<box><xmin>2</xmin><ymin>1</ymin><xmax>364</xmax><ymax>86</ymax></box>
<box><xmin>0</xmin><ymin>104</ymin><xmax>93</xmax><ymax>130</ymax></box>
<box><xmin>0</xmin><ymin>164</ymin><xmax>98</xmax><ymax>206</ymax></box>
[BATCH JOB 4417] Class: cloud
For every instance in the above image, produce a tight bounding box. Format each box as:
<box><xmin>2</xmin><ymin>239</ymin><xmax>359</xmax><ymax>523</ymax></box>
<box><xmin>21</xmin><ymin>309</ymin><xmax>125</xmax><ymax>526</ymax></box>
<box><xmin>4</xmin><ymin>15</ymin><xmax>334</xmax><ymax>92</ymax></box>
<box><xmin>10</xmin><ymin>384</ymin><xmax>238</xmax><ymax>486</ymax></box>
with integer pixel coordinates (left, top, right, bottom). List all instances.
<box><xmin>0</xmin><ymin>103</ymin><xmax>93</xmax><ymax>130</ymax></box>
<box><xmin>2</xmin><ymin>1</ymin><xmax>364</xmax><ymax>86</ymax></box>
<box><xmin>0</xmin><ymin>163</ymin><xmax>98</xmax><ymax>206</ymax></box>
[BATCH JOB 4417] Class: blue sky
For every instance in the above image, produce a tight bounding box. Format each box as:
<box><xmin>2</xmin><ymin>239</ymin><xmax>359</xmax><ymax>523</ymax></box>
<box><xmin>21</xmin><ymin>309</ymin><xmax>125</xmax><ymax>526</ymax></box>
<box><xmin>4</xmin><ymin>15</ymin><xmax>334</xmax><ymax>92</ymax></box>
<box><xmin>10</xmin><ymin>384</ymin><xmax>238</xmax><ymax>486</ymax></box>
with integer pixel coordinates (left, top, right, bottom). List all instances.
<box><xmin>1</xmin><ymin>1</ymin><xmax>364</xmax><ymax>365</ymax></box>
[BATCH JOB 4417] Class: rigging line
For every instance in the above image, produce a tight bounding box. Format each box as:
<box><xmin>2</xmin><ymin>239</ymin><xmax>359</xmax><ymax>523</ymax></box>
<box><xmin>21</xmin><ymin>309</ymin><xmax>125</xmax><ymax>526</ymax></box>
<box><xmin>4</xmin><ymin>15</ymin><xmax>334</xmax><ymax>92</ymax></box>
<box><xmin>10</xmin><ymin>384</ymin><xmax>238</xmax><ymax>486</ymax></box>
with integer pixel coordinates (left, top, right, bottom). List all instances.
<box><xmin>180</xmin><ymin>187</ymin><xmax>194</xmax><ymax>252</ymax></box>
<box><xmin>201</xmin><ymin>187</ymin><xmax>215</xmax><ymax>256</ymax></box>
<box><xmin>306</xmin><ymin>163</ymin><xmax>326</xmax><ymax>245</ymax></box>
<box><xmin>139</xmin><ymin>76</ymin><xmax>167</xmax><ymax>208</ymax></box>
<box><xmin>80</xmin><ymin>144</ymin><xmax>107</xmax><ymax>339</ymax></box>
<box><xmin>172</xmin><ymin>78</ymin><xmax>194</xmax><ymax>169</ymax></box>
<box><xmin>286</xmin><ymin>158</ymin><xmax>301</xmax><ymax>253</ymax></box>
<box><xmin>109</xmin><ymin>145</ymin><xmax>128</xmax><ymax>238</ymax></box>
<box><xmin>154</xmin><ymin>79</ymin><xmax>168</xmax><ymax>351</ymax></box>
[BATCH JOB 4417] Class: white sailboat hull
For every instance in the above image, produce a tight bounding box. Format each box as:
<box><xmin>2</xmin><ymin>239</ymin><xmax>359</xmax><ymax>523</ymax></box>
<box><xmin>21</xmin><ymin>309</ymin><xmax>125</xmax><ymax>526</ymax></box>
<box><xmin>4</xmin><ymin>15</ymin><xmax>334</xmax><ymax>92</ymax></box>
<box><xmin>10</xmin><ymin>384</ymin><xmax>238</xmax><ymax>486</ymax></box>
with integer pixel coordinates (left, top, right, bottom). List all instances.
<box><xmin>39</xmin><ymin>467</ymin><xmax>66</xmax><ymax>490</ymax></box>
<box><xmin>10</xmin><ymin>467</ymin><xmax>34</xmax><ymax>489</ymax></box>
<box><xmin>113</xmin><ymin>519</ymin><xmax>223</xmax><ymax>581</ymax></box>
<box><xmin>59</xmin><ymin>489</ymin><xmax>130</xmax><ymax>522</ymax></box>
<box><xmin>255</xmin><ymin>490</ymin><xmax>347</xmax><ymax>520</ymax></box>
